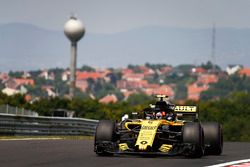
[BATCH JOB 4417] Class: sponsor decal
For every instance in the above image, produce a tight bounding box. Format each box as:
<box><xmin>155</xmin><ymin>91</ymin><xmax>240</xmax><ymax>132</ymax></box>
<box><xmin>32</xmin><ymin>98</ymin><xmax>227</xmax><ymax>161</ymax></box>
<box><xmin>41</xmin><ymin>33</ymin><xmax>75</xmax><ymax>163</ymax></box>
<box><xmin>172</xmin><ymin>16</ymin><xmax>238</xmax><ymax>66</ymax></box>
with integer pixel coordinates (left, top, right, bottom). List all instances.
<box><xmin>174</xmin><ymin>106</ymin><xmax>197</xmax><ymax>112</ymax></box>
<box><xmin>141</xmin><ymin>126</ymin><xmax>158</xmax><ymax>130</ymax></box>
<box><xmin>148</xmin><ymin>121</ymin><xmax>153</xmax><ymax>124</ymax></box>
<box><xmin>119</xmin><ymin>143</ymin><xmax>129</xmax><ymax>151</ymax></box>
<box><xmin>140</xmin><ymin>141</ymin><xmax>148</xmax><ymax>145</ymax></box>
<box><xmin>159</xmin><ymin>144</ymin><xmax>173</xmax><ymax>153</ymax></box>
<box><xmin>135</xmin><ymin>120</ymin><xmax>161</xmax><ymax>150</ymax></box>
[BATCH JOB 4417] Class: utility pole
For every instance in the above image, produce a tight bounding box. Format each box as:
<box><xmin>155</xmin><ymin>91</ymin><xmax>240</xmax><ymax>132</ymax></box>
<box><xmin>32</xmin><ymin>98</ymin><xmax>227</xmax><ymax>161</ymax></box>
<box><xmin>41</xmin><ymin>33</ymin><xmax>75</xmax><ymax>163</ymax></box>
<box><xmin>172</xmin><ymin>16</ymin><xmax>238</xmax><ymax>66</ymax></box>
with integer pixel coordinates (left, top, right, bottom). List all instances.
<box><xmin>211</xmin><ymin>23</ymin><xmax>216</xmax><ymax>72</ymax></box>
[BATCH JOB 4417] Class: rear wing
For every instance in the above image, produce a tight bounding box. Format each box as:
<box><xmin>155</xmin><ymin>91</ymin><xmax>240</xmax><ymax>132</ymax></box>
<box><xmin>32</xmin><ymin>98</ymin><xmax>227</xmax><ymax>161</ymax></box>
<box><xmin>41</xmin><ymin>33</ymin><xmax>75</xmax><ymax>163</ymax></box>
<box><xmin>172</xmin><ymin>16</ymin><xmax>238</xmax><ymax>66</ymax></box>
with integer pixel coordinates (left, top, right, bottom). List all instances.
<box><xmin>174</xmin><ymin>105</ymin><xmax>198</xmax><ymax>121</ymax></box>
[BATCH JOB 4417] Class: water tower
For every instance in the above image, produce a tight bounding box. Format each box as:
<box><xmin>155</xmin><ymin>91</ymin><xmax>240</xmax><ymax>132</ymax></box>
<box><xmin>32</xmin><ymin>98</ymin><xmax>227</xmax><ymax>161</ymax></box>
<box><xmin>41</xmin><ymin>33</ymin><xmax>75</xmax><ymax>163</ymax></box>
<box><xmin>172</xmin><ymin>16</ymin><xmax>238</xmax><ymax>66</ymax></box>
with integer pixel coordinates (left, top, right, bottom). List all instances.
<box><xmin>64</xmin><ymin>16</ymin><xmax>85</xmax><ymax>98</ymax></box>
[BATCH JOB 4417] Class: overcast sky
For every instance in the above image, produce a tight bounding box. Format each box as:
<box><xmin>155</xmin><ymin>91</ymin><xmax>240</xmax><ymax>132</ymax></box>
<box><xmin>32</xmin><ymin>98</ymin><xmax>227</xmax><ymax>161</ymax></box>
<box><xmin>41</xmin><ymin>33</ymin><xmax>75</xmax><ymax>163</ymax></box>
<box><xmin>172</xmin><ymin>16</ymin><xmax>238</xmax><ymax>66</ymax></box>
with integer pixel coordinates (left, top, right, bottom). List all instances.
<box><xmin>1</xmin><ymin>0</ymin><xmax>250</xmax><ymax>34</ymax></box>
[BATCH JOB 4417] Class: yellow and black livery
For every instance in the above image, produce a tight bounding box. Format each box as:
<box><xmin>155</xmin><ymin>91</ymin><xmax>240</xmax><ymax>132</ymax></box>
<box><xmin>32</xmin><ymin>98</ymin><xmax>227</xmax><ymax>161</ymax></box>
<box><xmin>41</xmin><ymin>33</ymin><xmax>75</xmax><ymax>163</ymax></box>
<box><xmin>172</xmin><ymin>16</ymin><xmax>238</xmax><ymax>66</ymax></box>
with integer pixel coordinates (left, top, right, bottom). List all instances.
<box><xmin>94</xmin><ymin>95</ymin><xmax>223</xmax><ymax>157</ymax></box>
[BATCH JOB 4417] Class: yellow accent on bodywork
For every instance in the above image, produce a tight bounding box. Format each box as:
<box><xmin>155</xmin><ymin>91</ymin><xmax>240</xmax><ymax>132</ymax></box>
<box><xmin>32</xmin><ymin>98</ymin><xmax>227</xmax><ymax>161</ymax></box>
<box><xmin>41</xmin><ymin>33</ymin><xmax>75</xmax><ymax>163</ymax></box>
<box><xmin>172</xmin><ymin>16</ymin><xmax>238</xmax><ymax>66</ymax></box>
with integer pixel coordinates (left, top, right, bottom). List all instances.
<box><xmin>119</xmin><ymin>143</ymin><xmax>129</xmax><ymax>151</ymax></box>
<box><xmin>135</xmin><ymin>120</ymin><xmax>162</xmax><ymax>151</ymax></box>
<box><xmin>124</xmin><ymin>121</ymin><xmax>141</xmax><ymax>131</ymax></box>
<box><xmin>159</xmin><ymin>144</ymin><xmax>173</xmax><ymax>152</ymax></box>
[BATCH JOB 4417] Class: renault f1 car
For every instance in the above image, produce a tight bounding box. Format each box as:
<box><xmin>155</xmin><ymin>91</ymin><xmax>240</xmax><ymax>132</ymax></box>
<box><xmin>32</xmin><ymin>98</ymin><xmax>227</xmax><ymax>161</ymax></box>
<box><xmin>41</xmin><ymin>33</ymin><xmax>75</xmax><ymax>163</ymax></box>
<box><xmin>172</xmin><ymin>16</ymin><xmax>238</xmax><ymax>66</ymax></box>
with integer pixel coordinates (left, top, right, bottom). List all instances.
<box><xmin>94</xmin><ymin>95</ymin><xmax>223</xmax><ymax>158</ymax></box>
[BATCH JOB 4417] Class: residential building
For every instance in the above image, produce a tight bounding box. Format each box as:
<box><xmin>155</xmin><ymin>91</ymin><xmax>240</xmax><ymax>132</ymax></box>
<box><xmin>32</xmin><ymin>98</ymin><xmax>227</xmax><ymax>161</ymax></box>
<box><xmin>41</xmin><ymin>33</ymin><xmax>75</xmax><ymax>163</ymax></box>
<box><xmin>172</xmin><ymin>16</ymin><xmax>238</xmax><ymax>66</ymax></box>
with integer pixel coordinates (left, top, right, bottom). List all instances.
<box><xmin>138</xmin><ymin>66</ymin><xmax>155</xmax><ymax>76</ymax></box>
<box><xmin>187</xmin><ymin>82</ymin><xmax>209</xmax><ymax>101</ymax></box>
<box><xmin>76</xmin><ymin>80</ymin><xmax>88</xmax><ymax>92</ymax></box>
<box><xmin>61</xmin><ymin>70</ymin><xmax>70</xmax><ymax>81</ymax></box>
<box><xmin>191</xmin><ymin>67</ymin><xmax>206</xmax><ymax>74</ymax></box>
<box><xmin>160</xmin><ymin>66</ymin><xmax>173</xmax><ymax>74</ymax></box>
<box><xmin>197</xmin><ymin>74</ymin><xmax>218</xmax><ymax>85</ymax></box>
<box><xmin>39</xmin><ymin>70</ymin><xmax>55</xmax><ymax>80</ymax></box>
<box><xmin>76</xmin><ymin>71</ymin><xmax>106</xmax><ymax>81</ymax></box>
<box><xmin>226</xmin><ymin>65</ymin><xmax>243</xmax><ymax>75</ymax></box>
<box><xmin>0</xmin><ymin>73</ymin><xmax>9</xmax><ymax>82</ymax></box>
<box><xmin>122</xmin><ymin>72</ymin><xmax>145</xmax><ymax>82</ymax></box>
<box><xmin>117</xmin><ymin>80</ymin><xmax>148</xmax><ymax>90</ymax></box>
<box><xmin>2</xmin><ymin>87</ymin><xmax>20</xmax><ymax>96</ymax></box>
<box><xmin>99</xmin><ymin>94</ymin><xmax>118</xmax><ymax>104</ymax></box>
<box><xmin>239</xmin><ymin>68</ymin><xmax>250</xmax><ymax>77</ymax></box>
<box><xmin>42</xmin><ymin>86</ymin><xmax>57</xmax><ymax>97</ymax></box>
<box><xmin>22</xmin><ymin>72</ymin><xmax>31</xmax><ymax>78</ymax></box>
<box><xmin>143</xmin><ymin>84</ymin><xmax>174</xmax><ymax>97</ymax></box>
<box><xmin>14</xmin><ymin>78</ymin><xmax>35</xmax><ymax>86</ymax></box>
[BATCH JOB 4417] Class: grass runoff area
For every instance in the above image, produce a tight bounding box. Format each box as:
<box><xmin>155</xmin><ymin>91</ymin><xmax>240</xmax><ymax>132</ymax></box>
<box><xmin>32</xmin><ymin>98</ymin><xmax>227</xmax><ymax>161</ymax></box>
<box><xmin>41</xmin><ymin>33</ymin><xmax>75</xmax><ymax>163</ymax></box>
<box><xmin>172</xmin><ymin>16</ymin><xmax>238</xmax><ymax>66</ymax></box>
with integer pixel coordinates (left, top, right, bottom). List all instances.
<box><xmin>0</xmin><ymin>136</ymin><xmax>94</xmax><ymax>140</ymax></box>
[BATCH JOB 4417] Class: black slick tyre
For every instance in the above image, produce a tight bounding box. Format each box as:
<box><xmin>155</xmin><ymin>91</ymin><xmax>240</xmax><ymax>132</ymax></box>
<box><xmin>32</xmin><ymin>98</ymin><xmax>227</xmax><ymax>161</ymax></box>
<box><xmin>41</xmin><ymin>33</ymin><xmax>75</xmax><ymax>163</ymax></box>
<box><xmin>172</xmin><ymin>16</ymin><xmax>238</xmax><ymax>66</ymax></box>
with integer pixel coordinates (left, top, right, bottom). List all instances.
<box><xmin>183</xmin><ymin>122</ymin><xmax>204</xmax><ymax>158</ymax></box>
<box><xmin>202</xmin><ymin>122</ymin><xmax>223</xmax><ymax>155</ymax></box>
<box><xmin>94</xmin><ymin>120</ymin><xmax>116</xmax><ymax>156</ymax></box>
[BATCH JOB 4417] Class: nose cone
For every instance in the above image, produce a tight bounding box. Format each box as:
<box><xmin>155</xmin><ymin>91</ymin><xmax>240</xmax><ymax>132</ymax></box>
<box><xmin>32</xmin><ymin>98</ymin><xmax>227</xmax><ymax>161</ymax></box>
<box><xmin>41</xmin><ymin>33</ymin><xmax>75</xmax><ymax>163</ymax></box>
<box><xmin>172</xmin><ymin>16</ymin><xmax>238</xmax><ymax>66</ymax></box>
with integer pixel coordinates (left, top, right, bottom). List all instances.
<box><xmin>64</xmin><ymin>17</ymin><xmax>85</xmax><ymax>42</ymax></box>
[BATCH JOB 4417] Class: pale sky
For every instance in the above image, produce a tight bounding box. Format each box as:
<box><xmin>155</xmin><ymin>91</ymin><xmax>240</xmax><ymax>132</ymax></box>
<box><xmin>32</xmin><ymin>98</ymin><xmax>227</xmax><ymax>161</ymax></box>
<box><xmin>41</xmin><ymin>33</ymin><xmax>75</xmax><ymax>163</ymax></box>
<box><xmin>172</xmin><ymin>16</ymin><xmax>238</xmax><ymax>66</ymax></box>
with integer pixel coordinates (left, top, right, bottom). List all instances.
<box><xmin>1</xmin><ymin>0</ymin><xmax>250</xmax><ymax>33</ymax></box>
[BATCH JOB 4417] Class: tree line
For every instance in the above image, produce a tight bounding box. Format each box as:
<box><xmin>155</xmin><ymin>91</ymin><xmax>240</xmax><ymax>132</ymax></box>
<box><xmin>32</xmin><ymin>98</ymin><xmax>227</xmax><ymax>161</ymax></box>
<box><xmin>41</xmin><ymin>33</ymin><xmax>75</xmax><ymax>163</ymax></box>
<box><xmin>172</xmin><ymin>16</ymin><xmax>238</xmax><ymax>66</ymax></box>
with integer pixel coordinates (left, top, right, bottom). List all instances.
<box><xmin>0</xmin><ymin>91</ymin><xmax>249</xmax><ymax>141</ymax></box>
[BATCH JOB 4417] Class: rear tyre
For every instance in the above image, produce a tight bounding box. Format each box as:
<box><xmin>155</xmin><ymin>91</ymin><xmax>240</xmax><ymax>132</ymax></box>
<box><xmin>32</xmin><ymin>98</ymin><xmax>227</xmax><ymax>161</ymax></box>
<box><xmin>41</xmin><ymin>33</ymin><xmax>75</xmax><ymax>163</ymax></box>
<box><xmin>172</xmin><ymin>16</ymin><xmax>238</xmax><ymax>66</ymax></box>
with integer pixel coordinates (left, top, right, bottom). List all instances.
<box><xmin>202</xmin><ymin>122</ymin><xmax>223</xmax><ymax>155</ymax></box>
<box><xmin>94</xmin><ymin>120</ymin><xmax>117</xmax><ymax>156</ymax></box>
<box><xmin>183</xmin><ymin>122</ymin><xmax>204</xmax><ymax>158</ymax></box>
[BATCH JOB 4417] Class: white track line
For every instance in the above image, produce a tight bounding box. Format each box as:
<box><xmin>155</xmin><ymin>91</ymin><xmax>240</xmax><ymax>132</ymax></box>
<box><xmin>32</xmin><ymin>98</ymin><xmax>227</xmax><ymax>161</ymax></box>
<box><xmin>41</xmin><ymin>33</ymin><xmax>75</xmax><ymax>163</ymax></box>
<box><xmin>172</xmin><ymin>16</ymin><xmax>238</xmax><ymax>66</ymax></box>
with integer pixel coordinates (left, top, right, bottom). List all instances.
<box><xmin>206</xmin><ymin>159</ymin><xmax>250</xmax><ymax>167</ymax></box>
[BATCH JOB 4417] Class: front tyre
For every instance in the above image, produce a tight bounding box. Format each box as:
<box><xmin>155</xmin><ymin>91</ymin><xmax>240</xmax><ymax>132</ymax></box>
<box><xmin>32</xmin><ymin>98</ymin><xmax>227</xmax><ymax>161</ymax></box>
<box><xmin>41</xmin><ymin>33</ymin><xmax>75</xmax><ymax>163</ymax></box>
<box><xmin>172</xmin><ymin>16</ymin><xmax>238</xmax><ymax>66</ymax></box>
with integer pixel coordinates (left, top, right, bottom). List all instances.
<box><xmin>94</xmin><ymin>120</ymin><xmax>117</xmax><ymax>156</ymax></box>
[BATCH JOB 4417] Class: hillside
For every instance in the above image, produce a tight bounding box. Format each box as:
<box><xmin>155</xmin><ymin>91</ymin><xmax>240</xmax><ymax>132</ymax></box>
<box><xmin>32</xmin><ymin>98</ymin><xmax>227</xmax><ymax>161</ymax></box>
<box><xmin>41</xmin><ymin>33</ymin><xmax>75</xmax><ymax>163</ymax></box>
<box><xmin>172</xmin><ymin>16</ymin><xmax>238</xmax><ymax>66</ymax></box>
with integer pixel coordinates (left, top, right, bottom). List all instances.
<box><xmin>1</xmin><ymin>23</ymin><xmax>250</xmax><ymax>71</ymax></box>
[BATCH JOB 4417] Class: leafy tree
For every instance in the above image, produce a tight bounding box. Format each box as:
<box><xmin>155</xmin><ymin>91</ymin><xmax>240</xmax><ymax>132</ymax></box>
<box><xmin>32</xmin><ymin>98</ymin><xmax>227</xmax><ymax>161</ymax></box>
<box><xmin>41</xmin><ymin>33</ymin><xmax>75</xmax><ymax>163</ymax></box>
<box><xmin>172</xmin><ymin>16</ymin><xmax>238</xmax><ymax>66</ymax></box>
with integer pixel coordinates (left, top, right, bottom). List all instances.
<box><xmin>0</xmin><ymin>81</ymin><xmax>4</xmax><ymax>90</ymax></box>
<box><xmin>26</xmin><ymin>85</ymin><xmax>48</xmax><ymax>98</ymax></box>
<box><xmin>107</xmin><ymin>72</ymin><xmax>122</xmax><ymax>85</ymax></box>
<box><xmin>201</xmin><ymin>61</ymin><xmax>221</xmax><ymax>71</ymax></box>
<box><xmin>145</xmin><ymin>63</ymin><xmax>170</xmax><ymax>70</ymax></box>
<box><xmin>198</xmin><ymin>92</ymin><xmax>250</xmax><ymax>141</ymax></box>
<box><xmin>80</xmin><ymin>65</ymin><xmax>95</xmax><ymax>72</ymax></box>
<box><xmin>174</xmin><ymin>64</ymin><xmax>195</xmax><ymax>74</ymax></box>
<box><xmin>127</xmin><ymin>93</ymin><xmax>152</xmax><ymax>106</ymax></box>
<box><xmin>127</xmin><ymin>64</ymin><xmax>144</xmax><ymax>73</ymax></box>
<box><xmin>200</xmin><ymin>74</ymin><xmax>250</xmax><ymax>100</ymax></box>
<box><xmin>8</xmin><ymin>71</ymin><xmax>23</xmax><ymax>78</ymax></box>
<box><xmin>174</xmin><ymin>84</ymin><xmax>187</xmax><ymax>100</ymax></box>
<box><xmin>29</xmin><ymin>70</ymin><xmax>42</xmax><ymax>78</ymax></box>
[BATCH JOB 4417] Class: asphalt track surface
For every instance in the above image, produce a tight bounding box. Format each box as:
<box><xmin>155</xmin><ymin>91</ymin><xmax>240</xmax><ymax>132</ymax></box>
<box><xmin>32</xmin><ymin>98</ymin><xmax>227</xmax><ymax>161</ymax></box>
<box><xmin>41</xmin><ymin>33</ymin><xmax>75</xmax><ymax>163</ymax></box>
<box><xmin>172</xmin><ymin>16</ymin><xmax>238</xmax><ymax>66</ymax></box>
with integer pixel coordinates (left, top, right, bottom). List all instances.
<box><xmin>0</xmin><ymin>140</ymin><xmax>250</xmax><ymax>167</ymax></box>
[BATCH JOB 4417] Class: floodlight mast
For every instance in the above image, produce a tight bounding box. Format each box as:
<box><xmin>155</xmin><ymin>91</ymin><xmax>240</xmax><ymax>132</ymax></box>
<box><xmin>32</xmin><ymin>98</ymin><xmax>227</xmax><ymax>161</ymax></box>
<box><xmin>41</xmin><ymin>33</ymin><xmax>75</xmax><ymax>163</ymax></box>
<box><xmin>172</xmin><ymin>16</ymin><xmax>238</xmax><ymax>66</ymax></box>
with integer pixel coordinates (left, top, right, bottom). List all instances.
<box><xmin>64</xmin><ymin>16</ymin><xmax>85</xmax><ymax>98</ymax></box>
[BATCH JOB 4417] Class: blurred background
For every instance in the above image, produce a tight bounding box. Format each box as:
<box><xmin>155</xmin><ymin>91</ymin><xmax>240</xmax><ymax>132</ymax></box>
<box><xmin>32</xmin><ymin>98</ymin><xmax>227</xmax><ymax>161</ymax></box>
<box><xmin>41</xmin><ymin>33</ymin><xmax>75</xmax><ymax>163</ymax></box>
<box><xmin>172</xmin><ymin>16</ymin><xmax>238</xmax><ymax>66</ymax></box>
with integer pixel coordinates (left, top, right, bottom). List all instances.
<box><xmin>0</xmin><ymin>0</ymin><xmax>249</xmax><ymax>141</ymax></box>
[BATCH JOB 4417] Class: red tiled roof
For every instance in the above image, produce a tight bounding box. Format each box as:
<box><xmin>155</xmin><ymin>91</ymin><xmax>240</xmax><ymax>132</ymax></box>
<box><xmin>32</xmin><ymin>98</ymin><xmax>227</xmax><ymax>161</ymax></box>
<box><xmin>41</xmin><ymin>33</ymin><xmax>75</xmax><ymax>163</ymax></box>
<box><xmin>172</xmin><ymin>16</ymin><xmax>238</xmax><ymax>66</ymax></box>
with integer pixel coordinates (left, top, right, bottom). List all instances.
<box><xmin>14</xmin><ymin>78</ymin><xmax>35</xmax><ymax>86</ymax></box>
<box><xmin>187</xmin><ymin>82</ymin><xmax>209</xmax><ymax>101</ymax></box>
<box><xmin>239</xmin><ymin>68</ymin><xmax>250</xmax><ymax>77</ymax></box>
<box><xmin>24</xmin><ymin>94</ymin><xmax>32</xmax><ymax>101</ymax></box>
<box><xmin>99</xmin><ymin>94</ymin><xmax>118</xmax><ymax>104</ymax></box>
<box><xmin>122</xmin><ymin>90</ymin><xmax>137</xmax><ymax>99</ymax></box>
<box><xmin>76</xmin><ymin>71</ymin><xmax>105</xmax><ymax>80</ymax></box>
<box><xmin>160</xmin><ymin>66</ymin><xmax>173</xmax><ymax>74</ymax></box>
<box><xmin>122</xmin><ymin>69</ymin><xmax>133</xmax><ymax>75</ymax></box>
<box><xmin>122</xmin><ymin>73</ymin><xmax>145</xmax><ymax>81</ymax></box>
<box><xmin>143</xmin><ymin>85</ymin><xmax>174</xmax><ymax>97</ymax></box>
<box><xmin>192</xmin><ymin>67</ymin><xmax>206</xmax><ymax>74</ymax></box>
<box><xmin>138</xmin><ymin>66</ymin><xmax>155</xmax><ymax>76</ymax></box>
<box><xmin>117</xmin><ymin>80</ymin><xmax>148</xmax><ymax>89</ymax></box>
<box><xmin>198</xmin><ymin>74</ymin><xmax>218</xmax><ymax>84</ymax></box>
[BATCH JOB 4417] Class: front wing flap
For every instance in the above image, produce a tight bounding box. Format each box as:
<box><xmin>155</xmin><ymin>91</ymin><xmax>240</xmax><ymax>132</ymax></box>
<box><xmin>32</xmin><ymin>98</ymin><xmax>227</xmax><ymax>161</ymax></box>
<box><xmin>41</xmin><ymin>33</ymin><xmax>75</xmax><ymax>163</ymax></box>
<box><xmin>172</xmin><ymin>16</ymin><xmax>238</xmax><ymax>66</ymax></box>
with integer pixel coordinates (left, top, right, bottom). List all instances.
<box><xmin>95</xmin><ymin>141</ymin><xmax>195</xmax><ymax>156</ymax></box>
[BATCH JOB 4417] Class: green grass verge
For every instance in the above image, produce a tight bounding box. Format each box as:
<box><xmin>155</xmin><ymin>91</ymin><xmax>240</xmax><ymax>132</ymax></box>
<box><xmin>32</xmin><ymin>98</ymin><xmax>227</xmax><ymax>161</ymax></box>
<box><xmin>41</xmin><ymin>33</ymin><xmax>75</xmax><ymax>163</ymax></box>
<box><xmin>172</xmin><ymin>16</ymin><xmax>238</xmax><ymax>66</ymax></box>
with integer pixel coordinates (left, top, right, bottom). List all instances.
<box><xmin>0</xmin><ymin>136</ymin><xmax>94</xmax><ymax>140</ymax></box>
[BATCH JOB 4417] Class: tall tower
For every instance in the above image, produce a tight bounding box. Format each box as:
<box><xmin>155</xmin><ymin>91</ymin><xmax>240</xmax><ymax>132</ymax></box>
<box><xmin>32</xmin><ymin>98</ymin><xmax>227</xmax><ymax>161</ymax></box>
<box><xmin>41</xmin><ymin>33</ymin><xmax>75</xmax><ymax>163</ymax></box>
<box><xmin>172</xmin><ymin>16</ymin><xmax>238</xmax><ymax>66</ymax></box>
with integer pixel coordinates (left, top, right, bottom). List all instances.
<box><xmin>64</xmin><ymin>16</ymin><xmax>85</xmax><ymax>98</ymax></box>
<box><xmin>211</xmin><ymin>23</ymin><xmax>216</xmax><ymax>72</ymax></box>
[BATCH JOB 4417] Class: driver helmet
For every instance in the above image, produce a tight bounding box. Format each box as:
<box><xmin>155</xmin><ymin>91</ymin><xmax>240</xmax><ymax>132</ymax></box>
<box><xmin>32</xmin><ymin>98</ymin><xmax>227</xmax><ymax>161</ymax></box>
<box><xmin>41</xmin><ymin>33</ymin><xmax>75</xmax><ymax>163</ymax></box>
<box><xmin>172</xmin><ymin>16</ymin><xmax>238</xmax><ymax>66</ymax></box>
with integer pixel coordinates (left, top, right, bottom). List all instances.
<box><xmin>156</xmin><ymin>112</ymin><xmax>162</xmax><ymax>119</ymax></box>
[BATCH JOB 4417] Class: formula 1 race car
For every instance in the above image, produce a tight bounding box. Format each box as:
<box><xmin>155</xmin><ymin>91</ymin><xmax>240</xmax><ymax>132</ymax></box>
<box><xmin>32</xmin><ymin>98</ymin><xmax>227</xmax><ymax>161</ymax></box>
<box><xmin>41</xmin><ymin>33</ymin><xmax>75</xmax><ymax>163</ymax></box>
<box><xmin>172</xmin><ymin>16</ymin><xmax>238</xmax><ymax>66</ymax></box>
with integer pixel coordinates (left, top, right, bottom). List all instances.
<box><xmin>94</xmin><ymin>95</ymin><xmax>223</xmax><ymax>158</ymax></box>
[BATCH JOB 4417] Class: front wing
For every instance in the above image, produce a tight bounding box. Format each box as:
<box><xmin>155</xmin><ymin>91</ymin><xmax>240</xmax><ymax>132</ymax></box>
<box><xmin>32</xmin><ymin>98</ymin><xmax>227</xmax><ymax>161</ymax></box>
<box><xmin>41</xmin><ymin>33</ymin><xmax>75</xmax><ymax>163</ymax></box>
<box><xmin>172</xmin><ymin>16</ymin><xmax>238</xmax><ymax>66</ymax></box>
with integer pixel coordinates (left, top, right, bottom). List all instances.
<box><xmin>95</xmin><ymin>141</ymin><xmax>196</xmax><ymax>156</ymax></box>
